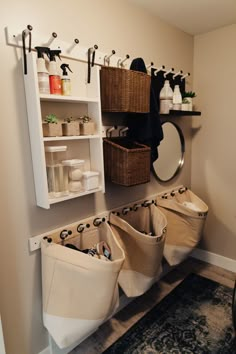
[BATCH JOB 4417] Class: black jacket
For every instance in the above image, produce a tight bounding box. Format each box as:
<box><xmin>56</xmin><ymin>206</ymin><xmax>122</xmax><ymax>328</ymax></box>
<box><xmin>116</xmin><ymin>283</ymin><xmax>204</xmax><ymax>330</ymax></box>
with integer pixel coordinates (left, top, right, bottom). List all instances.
<box><xmin>127</xmin><ymin>58</ymin><xmax>163</xmax><ymax>163</ymax></box>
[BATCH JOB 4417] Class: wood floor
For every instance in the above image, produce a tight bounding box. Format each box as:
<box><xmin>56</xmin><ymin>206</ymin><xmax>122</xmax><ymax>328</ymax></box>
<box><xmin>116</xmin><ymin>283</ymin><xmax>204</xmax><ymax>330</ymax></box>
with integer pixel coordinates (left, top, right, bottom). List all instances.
<box><xmin>70</xmin><ymin>258</ymin><xmax>236</xmax><ymax>354</ymax></box>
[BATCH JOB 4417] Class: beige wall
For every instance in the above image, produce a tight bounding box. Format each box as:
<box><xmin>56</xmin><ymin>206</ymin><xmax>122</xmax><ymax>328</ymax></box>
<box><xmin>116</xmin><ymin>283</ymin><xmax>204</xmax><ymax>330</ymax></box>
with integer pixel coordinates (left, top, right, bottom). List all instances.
<box><xmin>0</xmin><ymin>1</ymin><xmax>193</xmax><ymax>353</ymax></box>
<box><xmin>192</xmin><ymin>24</ymin><xmax>236</xmax><ymax>259</ymax></box>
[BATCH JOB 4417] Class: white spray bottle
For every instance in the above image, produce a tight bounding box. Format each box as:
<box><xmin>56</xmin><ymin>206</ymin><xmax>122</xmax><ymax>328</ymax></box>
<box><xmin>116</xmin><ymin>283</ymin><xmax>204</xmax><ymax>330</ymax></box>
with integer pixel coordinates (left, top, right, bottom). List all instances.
<box><xmin>60</xmin><ymin>64</ymin><xmax>73</xmax><ymax>96</ymax></box>
<box><xmin>35</xmin><ymin>47</ymin><xmax>50</xmax><ymax>94</ymax></box>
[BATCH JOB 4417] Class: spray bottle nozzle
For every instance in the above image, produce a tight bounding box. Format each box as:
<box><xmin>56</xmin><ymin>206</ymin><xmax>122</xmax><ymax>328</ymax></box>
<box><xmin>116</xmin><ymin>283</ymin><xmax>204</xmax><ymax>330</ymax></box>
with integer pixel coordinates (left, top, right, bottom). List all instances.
<box><xmin>49</xmin><ymin>50</ymin><xmax>62</xmax><ymax>61</ymax></box>
<box><xmin>60</xmin><ymin>64</ymin><xmax>73</xmax><ymax>76</ymax></box>
<box><xmin>35</xmin><ymin>46</ymin><xmax>50</xmax><ymax>59</ymax></box>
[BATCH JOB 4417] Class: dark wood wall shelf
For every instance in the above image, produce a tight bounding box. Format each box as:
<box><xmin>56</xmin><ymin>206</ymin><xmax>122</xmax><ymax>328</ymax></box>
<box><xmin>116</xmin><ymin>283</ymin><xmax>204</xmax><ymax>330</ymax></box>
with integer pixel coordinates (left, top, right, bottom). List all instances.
<box><xmin>160</xmin><ymin>110</ymin><xmax>201</xmax><ymax>117</ymax></box>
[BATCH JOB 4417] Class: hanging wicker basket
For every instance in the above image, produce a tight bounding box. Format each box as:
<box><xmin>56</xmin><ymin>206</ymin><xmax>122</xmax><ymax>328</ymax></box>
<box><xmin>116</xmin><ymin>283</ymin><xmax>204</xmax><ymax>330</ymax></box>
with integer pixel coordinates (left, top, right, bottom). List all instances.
<box><xmin>100</xmin><ymin>66</ymin><xmax>151</xmax><ymax>113</ymax></box>
<box><xmin>103</xmin><ymin>137</ymin><xmax>151</xmax><ymax>186</ymax></box>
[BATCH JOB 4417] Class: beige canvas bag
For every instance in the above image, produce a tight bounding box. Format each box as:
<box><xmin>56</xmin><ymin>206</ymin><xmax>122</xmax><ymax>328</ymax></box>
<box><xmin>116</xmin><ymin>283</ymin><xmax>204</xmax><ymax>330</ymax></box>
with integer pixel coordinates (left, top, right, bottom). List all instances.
<box><xmin>41</xmin><ymin>222</ymin><xmax>125</xmax><ymax>349</ymax></box>
<box><xmin>109</xmin><ymin>204</ymin><xmax>167</xmax><ymax>297</ymax></box>
<box><xmin>156</xmin><ymin>189</ymin><xmax>208</xmax><ymax>266</ymax></box>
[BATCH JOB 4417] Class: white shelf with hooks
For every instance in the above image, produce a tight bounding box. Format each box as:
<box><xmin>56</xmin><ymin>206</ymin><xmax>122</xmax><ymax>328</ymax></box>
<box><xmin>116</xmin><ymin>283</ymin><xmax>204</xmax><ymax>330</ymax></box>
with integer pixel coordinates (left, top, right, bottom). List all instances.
<box><xmin>23</xmin><ymin>51</ymin><xmax>105</xmax><ymax>209</ymax></box>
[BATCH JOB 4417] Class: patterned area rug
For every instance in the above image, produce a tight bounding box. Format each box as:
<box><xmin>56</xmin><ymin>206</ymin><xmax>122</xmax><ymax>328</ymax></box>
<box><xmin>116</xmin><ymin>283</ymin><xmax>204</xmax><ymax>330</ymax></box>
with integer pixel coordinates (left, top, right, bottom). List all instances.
<box><xmin>103</xmin><ymin>274</ymin><xmax>236</xmax><ymax>353</ymax></box>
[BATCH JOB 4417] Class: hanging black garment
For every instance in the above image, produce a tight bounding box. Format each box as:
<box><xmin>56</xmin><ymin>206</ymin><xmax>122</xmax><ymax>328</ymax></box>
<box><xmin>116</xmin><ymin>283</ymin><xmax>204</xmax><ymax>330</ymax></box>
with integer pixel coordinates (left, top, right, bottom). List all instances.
<box><xmin>151</xmin><ymin>68</ymin><xmax>165</xmax><ymax>113</ymax></box>
<box><xmin>127</xmin><ymin>58</ymin><xmax>163</xmax><ymax>163</ymax></box>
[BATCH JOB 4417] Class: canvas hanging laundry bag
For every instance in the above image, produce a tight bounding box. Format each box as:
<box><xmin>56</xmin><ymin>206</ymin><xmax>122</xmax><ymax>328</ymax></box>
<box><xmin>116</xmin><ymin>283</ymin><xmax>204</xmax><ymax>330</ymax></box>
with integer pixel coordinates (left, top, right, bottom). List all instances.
<box><xmin>109</xmin><ymin>203</ymin><xmax>167</xmax><ymax>297</ymax></box>
<box><xmin>41</xmin><ymin>222</ymin><xmax>125</xmax><ymax>349</ymax></box>
<box><xmin>156</xmin><ymin>188</ymin><xmax>208</xmax><ymax>266</ymax></box>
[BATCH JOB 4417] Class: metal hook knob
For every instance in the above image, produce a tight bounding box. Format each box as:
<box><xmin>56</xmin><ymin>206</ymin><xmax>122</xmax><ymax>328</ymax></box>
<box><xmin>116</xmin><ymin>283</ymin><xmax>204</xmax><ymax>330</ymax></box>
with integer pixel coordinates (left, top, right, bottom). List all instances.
<box><xmin>181</xmin><ymin>72</ymin><xmax>190</xmax><ymax>81</ymax></box>
<box><xmin>119</xmin><ymin>126</ymin><xmax>129</xmax><ymax>136</ymax></box>
<box><xmin>104</xmin><ymin>49</ymin><xmax>116</xmax><ymax>66</ymax></box>
<box><xmin>173</xmin><ymin>70</ymin><xmax>183</xmax><ymax>79</ymax></box>
<box><xmin>179</xmin><ymin>187</ymin><xmax>187</xmax><ymax>194</ymax></box>
<box><xmin>154</xmin><ymin>65</ymin><xmax>165</xmax><ymax>76</ymax></box>
<box><xmin>146</xmin><ymin>62</ymin><xmax>154</xmax><ymax>69</ymax></box>
<box><xmin>164</xmin><ymin>68</ymin><xmax>174</xmax><ymax>78</ymax></box>
<box><xmin>23</xmin><ymin>24</ymin><xmax>33</xmax><ymax>36</ymax></box>
<box><xmin>122</xmin><ymin>207</ymin><xmax>132</xmax><ymax>215</ymax></box>
<box><xmin>60</xmin><ymin>229</ymin><xmax>72</xmax><ymax>240</ymax></box>
<box><xmin>67</xmin><ymin>38</ymin><xmax>79</xmax><ymax>54</ymax></box>
<box><xmin>106</xmin><ymin>125</ymin><xmax>117</xmax><ymax>137</ymax></box>
<box><xmin>112</xmin><ymin>211</ymin><xmax>120</xmax><ymax>216</ymax></box>
<box><xmin>133</xmin><ymin>203</ymin><xmax>142</xmax><ymax>211</ymax></box>
<box><xmin>117</xmin><ymin>54</ymin><xmax>130</xmax><ymax>68</ymax></box>
<box><xmin>77</xmin><ymin>223</ymin><xmax>90</xmax><ymax>233</ymax></box>
<box><xmin>43</xmin><ymin>236</ymin><xmax>52</xmax><ymax>243</ymax></box>
<box><xmin>143</xmin><ymin>200</ymin><xmax>154</xmax><ymax>207</ymax></box>
<box><xmin>93</xmin><ymin>217</ymin><xmax>105</xmax><ymax>227</ymax></box>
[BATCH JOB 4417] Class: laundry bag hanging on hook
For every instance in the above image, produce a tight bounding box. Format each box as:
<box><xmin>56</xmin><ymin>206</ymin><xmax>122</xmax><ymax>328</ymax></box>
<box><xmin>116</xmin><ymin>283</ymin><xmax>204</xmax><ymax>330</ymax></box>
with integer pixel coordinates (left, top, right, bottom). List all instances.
<box><xmin>41</xmin><ymin>222</ymin><xmax>125</xmax><ymax>349</ymax></box>
<box><xmin>156</xmin><ymin>188</ymin><xmax>208</xmax><ymax>266</ymax></box>
<box><xmin>109</xmin><ymin>204</ymin><xmax>167</xmax><ymax>297</ymax></box>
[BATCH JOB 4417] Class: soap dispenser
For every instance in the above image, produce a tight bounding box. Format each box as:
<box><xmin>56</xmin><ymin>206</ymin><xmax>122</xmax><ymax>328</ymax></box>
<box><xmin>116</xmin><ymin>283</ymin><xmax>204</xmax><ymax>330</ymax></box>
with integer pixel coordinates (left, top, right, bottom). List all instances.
<box><xmin>159</xmin><ymin>80</ymin><xmax>173</xmax><ymax>114</ymax></box>
<box><xmin>172</xmin><ymin>85</ymin><xmax>182</xmax><ymax>110</ymax></box>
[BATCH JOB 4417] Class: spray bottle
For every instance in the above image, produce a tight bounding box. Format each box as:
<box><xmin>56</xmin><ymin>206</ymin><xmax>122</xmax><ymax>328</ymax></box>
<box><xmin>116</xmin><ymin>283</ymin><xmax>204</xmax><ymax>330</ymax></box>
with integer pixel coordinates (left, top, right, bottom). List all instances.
<box><xmin>35</xmin><ymin>47</ymin><xmax>50</xmax><ymax>94</ymax></box>
<box><xmin>48</xmin><ymin>50</ymin><xmax>62</xmax><ymax>95</ymax></box>
<box><xmin>60</xmin><ymin>64</ymin><xmax>73</xmax><ymax>96</ymax></box>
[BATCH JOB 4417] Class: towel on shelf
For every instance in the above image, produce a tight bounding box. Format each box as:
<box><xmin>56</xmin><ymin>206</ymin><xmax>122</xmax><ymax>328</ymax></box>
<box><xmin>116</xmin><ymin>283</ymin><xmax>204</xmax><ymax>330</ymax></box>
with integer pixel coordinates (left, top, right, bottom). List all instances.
<box><xmin>126</xmin><ymin>58</ymin><xmax>163</xmax><ymax>163</ymax></box>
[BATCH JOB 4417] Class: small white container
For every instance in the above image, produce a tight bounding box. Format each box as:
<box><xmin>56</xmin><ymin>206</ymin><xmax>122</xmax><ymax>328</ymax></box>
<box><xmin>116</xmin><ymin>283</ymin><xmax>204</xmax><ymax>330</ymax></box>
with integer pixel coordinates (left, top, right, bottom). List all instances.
<box><xmin>83</xmin><ymin>171</ymin><xmax>99</xmax><ymax>191</ymax></box>
<box><xmin>62</xmin><ymin>159</ymin><xmax>85</xmax><ymax>193</ymax></box>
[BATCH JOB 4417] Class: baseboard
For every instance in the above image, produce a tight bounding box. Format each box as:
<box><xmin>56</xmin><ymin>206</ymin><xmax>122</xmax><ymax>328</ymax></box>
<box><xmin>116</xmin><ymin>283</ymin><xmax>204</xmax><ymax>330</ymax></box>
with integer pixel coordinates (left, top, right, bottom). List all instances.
<box><xmin>191</xmin><ymin>248</ymin><xmax>236</xmax><ymax>273</ymax></box>
<box><xmin>38</xmin><ymin>347</ymin><xmax>51</xmax><ymax>354</ymax></box>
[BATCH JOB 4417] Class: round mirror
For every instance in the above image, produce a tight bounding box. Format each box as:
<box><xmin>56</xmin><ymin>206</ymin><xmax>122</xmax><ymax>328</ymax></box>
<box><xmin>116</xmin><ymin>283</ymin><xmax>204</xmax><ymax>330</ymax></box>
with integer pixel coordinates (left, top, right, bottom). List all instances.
<box><xmin>152</xmin><ymin>121</ymin><xmax>185</xmax><ymax>182</ymax></box>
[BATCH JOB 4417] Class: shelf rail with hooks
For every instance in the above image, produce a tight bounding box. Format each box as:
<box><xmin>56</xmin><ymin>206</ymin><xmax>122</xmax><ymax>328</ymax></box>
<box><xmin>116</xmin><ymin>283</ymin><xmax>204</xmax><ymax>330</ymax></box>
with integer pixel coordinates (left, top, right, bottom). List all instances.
<box><xmin>29</xmin><ymin>185</ymin><xmax>185</xmax><ymax>251</ymax></box>
<box><xmin>5</xmin><ymin>25</ymin><xmax>191</xmax><ymax>78</ymax></box>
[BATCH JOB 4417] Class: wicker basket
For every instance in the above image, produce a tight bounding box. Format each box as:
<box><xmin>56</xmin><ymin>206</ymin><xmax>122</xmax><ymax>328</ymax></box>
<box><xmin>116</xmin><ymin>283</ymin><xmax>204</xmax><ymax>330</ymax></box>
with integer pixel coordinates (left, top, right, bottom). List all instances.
<box><xmin>103</xmin><ymin>137</ymin><xmax>151</xmax><ymax>186</ymax></box>
<box><xmin>100</xmin><ymin>66</ymin><xmax>151</xmax><ymax>113</ymax></box>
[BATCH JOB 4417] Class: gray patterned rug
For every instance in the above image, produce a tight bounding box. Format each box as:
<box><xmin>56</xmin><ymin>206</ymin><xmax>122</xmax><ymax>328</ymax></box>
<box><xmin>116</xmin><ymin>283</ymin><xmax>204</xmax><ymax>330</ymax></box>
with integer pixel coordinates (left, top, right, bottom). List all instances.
<box><xmin>103</xmin><ymin>274</ymin><xmax>236</xmax><ymax>353</ymax></box>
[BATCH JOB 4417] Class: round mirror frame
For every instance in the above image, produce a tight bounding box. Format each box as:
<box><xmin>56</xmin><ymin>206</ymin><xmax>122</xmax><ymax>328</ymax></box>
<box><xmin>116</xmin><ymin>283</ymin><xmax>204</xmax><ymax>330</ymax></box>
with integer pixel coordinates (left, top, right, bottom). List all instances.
<box><xmin>152</xmin><ymin>121</ymin><xmax>185</xmax><ymax>182</ymax></box>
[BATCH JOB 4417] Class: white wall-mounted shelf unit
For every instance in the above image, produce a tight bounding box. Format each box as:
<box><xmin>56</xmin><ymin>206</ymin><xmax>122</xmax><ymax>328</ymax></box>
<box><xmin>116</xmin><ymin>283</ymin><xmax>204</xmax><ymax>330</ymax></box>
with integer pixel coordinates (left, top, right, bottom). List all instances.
<box><xmin>23</xmin><ymin>52</ymin><xmax>105</xmax><ymax>209</ymax></box>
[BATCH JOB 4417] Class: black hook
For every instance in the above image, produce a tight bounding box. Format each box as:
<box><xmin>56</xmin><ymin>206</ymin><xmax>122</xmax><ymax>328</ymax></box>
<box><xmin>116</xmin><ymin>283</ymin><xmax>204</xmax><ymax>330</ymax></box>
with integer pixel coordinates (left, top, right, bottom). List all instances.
<box><xmin>22</xmin><ymin>24</ymin><xmax>33</xmax><ymax>75</ymax></box>
<box><xmin>87</xmin><ymin>45</ymin><xmax>98</xmax><ymax>83</ymax></box>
